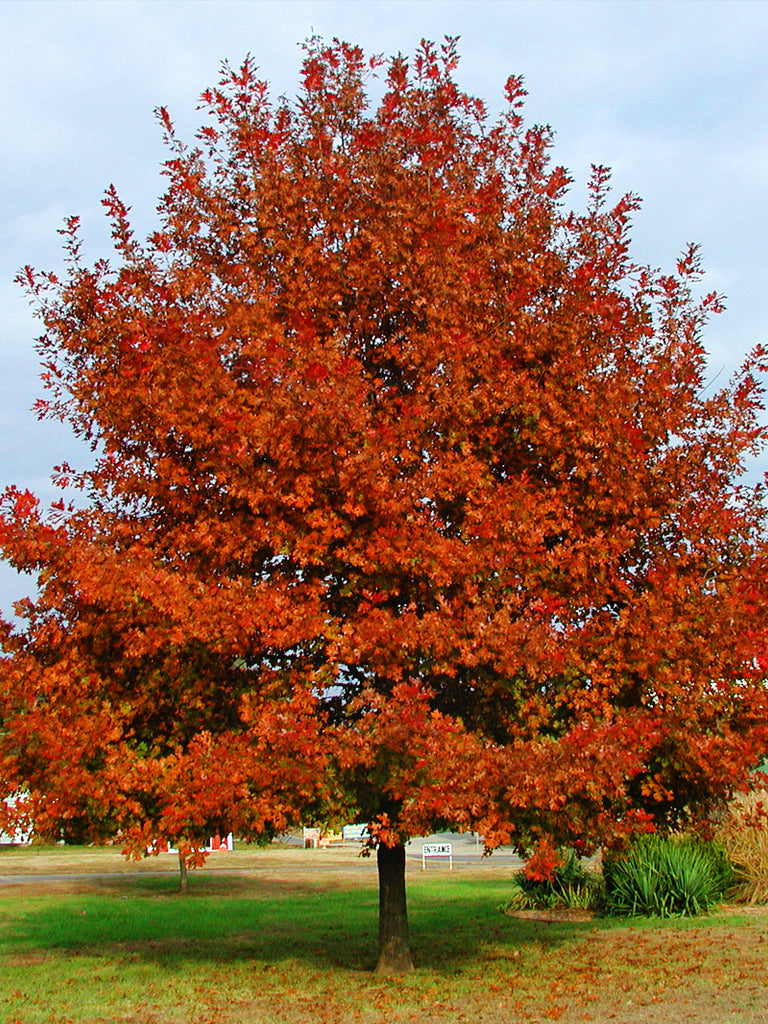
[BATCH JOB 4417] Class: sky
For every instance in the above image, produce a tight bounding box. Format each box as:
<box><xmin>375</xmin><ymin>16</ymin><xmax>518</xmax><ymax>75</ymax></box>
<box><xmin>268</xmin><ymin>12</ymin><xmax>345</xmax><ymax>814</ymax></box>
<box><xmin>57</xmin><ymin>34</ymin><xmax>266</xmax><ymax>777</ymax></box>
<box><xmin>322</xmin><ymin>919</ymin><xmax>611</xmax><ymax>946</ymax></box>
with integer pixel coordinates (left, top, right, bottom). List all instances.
<box><xmin>1</xmin><ymin>0</ymin><xmax>767</xmax><ymax>617</ymax></box>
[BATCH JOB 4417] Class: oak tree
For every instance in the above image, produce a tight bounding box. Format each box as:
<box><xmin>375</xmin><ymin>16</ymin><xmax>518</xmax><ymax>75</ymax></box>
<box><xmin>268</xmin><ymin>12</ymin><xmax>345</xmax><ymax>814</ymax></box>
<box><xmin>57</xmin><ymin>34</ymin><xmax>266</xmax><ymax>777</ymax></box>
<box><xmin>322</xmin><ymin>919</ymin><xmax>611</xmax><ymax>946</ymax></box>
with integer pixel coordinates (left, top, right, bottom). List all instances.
<box><xmin>3</xmin><ymin>39</ymin><xmax>768</xmax><ymax>973</ymax></box>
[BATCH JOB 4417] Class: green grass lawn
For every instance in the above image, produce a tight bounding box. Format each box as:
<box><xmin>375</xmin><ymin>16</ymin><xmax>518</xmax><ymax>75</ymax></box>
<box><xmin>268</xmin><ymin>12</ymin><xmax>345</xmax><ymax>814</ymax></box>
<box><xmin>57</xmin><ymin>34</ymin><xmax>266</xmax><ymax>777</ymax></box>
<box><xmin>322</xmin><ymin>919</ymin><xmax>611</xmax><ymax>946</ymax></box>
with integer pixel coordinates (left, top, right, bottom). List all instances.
<box><xmin>1</xmin><ymin>848</ymin><xmax>767</xmax><ymax>1023</ymax></box>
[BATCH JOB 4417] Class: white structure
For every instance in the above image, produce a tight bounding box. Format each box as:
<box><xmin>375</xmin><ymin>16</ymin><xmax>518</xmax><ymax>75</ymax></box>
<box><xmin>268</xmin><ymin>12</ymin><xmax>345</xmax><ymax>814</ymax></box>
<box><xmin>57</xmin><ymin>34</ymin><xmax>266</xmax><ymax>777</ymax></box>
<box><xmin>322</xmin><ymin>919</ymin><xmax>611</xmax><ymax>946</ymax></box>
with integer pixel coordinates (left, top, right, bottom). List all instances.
<box><xmin>0</xmin><ymin>794</ymin><xmax>32</xmax><ymax>845</ymax></box>
<box><xmin>302</xmin><ymin>826</ymin><xmax>321</xmax><ymax>848</ymax></box>
<box><xmin>148</xmin><ymin>833</ymin><xmax>234</xmax><ymax>854</ymax></box>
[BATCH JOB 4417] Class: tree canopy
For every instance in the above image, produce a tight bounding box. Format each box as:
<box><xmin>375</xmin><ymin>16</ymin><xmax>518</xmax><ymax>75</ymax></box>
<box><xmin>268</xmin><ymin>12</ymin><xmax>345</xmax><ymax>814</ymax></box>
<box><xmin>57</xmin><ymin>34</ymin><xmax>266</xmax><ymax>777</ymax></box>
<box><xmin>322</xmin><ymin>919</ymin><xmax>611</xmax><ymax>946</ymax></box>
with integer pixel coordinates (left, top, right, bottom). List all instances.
<box><xmin>2</xmin><ymin>38</ymin><xmax>768</xmax><ymax>972</ymax></box>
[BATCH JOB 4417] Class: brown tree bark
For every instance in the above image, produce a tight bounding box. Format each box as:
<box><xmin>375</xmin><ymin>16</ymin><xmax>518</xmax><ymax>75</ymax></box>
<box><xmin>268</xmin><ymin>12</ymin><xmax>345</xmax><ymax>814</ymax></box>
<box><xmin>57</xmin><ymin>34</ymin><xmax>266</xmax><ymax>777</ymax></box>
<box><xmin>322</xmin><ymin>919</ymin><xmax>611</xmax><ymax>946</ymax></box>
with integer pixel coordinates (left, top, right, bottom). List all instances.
<box><xmin>178</xmin><ymin>851</ymin><xmax>188</xmax><ymax>893</ymax></box>
<box><xmin>375</xmin><ymin>841</ymin><xmax>414</xmax><ymax>975</ymax></box>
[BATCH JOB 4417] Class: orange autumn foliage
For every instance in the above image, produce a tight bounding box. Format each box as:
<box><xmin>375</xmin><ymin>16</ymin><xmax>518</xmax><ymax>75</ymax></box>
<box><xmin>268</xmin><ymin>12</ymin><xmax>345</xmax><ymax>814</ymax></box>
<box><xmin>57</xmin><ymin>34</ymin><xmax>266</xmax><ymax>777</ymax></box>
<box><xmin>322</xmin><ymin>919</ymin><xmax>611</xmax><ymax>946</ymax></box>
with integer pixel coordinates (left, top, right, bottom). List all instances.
<box><xmin>2</xmin><ymin>38</ymin><xmax>768</xmax><ymax>873</ymax></box>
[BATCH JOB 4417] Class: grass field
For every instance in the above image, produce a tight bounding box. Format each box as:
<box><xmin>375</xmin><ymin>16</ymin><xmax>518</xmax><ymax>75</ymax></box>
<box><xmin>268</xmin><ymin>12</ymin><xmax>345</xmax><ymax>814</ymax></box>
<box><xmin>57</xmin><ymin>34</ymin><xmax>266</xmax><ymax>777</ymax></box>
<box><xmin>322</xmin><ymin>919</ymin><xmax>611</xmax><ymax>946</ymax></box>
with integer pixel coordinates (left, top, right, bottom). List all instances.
<box><xmin>1</xmin><ymin>844</ymin><xmax>767</xmax><ymax>1023</ymax></box>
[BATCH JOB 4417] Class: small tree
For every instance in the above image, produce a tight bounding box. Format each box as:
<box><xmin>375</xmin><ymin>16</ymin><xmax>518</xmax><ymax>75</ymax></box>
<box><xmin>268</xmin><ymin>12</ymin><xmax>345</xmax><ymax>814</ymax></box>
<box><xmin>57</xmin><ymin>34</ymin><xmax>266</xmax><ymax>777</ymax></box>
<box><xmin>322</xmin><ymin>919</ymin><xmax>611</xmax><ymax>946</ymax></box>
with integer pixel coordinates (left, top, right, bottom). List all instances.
<box><xmin>2</xmin><ymin>39</ymin><xmax>768</xmax><ymax>973</ymax></box>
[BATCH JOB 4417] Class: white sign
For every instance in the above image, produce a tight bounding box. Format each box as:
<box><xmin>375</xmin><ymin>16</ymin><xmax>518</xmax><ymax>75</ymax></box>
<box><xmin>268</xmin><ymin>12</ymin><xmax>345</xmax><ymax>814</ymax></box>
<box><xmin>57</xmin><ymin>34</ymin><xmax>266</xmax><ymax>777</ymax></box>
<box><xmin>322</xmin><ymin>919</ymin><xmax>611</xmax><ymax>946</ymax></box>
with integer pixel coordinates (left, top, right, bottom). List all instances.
<box><xmin>342</xmin><ymin>824</ymin><xmax>369</xmax><ymax>843</ymax></box>
<box><xmin>303</xmin><ymin>827</ymin><xmax>321</xmax><ymax>848</ymax></box>
<box><xmin>422</xmin><ymin>842</ymin><xmax>453</xmax><ymax>869</ymax></box>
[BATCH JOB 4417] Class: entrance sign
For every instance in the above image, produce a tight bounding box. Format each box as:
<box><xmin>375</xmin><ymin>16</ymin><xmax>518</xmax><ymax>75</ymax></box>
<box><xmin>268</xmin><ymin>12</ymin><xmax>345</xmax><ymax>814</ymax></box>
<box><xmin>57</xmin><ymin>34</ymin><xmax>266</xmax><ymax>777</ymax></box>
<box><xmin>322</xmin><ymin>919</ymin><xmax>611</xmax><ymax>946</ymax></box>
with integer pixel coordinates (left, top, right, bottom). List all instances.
<box><xmin>422</xmin><ymin>842</ymin><xmax>453</xmax><ymax>869</ymax></box>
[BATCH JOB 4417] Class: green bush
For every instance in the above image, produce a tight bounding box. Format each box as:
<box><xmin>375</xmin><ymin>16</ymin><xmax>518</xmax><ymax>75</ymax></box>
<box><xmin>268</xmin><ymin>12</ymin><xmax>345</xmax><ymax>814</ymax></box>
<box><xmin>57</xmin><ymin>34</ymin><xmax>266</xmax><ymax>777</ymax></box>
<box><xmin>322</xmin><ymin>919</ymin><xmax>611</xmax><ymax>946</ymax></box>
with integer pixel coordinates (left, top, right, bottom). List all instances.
<box><xmin>603</xmin><ymin>835</ymin><xmax>732</xmax><ymax>918</ymax></box>
<box><xmin>503</xmin><ymin>848</ymin><xmax>603</xmax><ymax>912</ymax></box>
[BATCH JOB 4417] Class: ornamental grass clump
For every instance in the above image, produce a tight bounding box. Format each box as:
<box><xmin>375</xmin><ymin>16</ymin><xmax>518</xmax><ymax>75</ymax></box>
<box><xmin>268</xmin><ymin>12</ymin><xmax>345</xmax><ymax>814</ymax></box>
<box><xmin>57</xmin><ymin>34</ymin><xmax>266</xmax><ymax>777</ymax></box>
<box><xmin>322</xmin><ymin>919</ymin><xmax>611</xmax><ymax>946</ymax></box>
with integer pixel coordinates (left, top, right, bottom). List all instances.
<box><xmin>603</xmin><ymin>835</ymin><xmax>732</xmax><ymax>918</ymax></box>
<box><xmin>715</xmin><ymin>788</ymin><xmax>768</xmax><ymax>904</ymax></box>
<box><xmin>504</xmin><ymin>849</ymin><xmax>603</xmax><ymax>912</ymax></box>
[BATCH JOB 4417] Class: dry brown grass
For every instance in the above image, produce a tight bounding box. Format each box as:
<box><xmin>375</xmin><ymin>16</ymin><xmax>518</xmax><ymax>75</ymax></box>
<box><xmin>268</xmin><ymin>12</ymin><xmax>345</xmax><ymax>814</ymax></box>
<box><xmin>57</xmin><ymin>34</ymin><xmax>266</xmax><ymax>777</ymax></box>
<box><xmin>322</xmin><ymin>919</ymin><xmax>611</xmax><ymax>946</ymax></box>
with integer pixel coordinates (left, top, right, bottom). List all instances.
<box><xmin>716</xmin><ymin>788</ymin><xmax>768</xmax><ymax>905</ymax></box>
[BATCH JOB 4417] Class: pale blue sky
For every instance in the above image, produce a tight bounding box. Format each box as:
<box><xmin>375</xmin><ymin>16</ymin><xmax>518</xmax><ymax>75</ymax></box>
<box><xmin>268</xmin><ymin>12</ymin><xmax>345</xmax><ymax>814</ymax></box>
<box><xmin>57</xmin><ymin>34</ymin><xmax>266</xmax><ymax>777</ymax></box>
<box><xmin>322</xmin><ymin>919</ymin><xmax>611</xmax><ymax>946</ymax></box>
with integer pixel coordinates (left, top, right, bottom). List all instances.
<box><xmin>1</xmin><ymin>0</ymin><xmax>767</xmax><ymax>616</ymax></box>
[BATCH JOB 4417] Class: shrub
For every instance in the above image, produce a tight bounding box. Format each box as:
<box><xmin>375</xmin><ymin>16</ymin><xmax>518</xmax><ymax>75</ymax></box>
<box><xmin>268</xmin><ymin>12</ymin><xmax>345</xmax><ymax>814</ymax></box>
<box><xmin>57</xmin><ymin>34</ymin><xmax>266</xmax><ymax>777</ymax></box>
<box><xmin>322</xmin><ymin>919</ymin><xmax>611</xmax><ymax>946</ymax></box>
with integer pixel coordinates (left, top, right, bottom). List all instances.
<box><xmin>603</xmin><ymin>835</ymin><xmax>732</xmax><ymax>918</ymax></box>
<box><xmin>715</xmin><ymin>788</ymin><xmax>768</xmax><ymax>904</ymax></box>
<box><xmin>503</xmin><ymin>848</ymin><xmax>603</xmax><ymax>912</ymax></box>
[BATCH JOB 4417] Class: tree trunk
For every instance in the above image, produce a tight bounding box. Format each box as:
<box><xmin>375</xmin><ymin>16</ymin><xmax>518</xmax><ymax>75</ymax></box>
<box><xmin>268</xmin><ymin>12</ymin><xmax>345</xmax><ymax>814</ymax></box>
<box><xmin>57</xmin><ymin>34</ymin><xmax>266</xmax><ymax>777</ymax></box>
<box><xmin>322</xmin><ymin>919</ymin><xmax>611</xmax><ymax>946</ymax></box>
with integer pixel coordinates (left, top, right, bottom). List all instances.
<box><xmin>178</xmin><ymin>851</ymin><xmax>188</xmax><ymax>893</ymax></box>
<box><xmin>375</xmin><ymin>841</ymin><xmax>414</xmax><ymax>975</ymax></box>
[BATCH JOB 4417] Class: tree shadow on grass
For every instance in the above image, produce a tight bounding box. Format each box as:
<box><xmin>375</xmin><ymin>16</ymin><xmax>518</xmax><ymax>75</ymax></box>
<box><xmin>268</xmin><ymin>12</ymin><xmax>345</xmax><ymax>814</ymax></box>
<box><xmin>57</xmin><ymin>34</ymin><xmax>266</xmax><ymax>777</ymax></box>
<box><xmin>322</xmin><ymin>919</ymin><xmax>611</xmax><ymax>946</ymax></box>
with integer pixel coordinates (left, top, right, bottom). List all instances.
<box><xmin>1</xmin><ymin>872</ymin><xmax>600</xmax><ymax>976</ymax></box>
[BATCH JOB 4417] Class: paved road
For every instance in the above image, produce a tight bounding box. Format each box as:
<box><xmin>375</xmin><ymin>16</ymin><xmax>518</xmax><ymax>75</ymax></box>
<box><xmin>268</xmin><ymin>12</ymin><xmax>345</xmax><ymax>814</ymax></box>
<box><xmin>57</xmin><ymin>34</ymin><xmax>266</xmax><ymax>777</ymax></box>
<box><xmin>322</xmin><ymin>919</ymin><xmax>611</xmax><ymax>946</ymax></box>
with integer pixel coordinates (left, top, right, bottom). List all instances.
<box><xmin>0</xmin><ymin>832</ymin><xmax>523</xmax><ymax>886</ymax></box>
<box><xmin>282</xmin><ymin>829</ymin><xmax>522</xmax><ymax>864</ymax></box>
<box><xmin>405</xmin><ymin>831</ymin><xmax>522</xmax><ymax>864</ymax></box>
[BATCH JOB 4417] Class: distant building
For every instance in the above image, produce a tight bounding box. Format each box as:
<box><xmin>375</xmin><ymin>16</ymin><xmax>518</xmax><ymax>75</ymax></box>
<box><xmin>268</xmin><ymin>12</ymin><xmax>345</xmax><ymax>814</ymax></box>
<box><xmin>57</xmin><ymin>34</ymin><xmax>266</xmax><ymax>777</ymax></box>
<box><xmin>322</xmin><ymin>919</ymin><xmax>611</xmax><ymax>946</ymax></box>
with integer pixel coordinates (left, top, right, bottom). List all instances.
<box><xmin>0</xmin><ymin>794</ymin><xmax>32</xmax><ymax>845</ymax></box>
